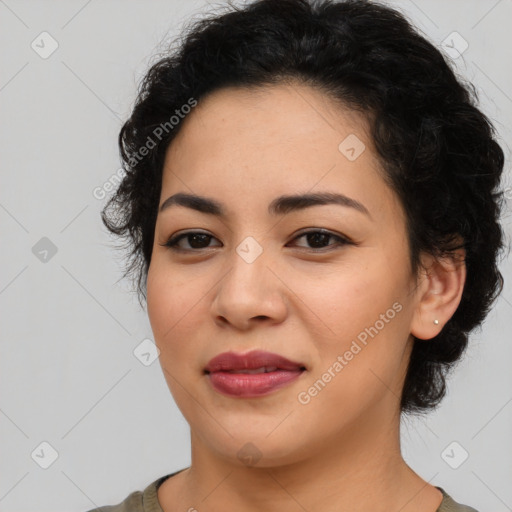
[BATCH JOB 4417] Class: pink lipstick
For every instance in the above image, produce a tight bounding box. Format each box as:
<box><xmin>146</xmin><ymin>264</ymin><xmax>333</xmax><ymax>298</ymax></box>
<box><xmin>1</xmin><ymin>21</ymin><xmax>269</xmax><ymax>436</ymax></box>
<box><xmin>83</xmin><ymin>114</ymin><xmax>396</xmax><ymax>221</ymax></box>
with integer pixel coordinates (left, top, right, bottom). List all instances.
<box><xmin>204</xmin><ymin>350</ymin><xmax>306</xmax><ymax>397</ymax></box>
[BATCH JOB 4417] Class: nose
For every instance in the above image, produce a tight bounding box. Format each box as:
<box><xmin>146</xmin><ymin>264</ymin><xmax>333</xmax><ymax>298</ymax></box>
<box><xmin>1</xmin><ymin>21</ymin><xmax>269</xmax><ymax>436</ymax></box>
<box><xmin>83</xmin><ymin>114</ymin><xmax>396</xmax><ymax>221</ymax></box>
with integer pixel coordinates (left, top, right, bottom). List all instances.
<box><xmin>210</xmin><ymin>243</ymin><xmax>288</xmax><ymax>330</ymax></box>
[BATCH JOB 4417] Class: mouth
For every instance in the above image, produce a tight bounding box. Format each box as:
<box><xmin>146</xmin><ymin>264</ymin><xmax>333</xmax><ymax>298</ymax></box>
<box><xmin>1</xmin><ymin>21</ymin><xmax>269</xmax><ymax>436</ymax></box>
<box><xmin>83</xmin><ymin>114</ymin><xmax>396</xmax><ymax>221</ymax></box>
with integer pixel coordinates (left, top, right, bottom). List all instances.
<box><xmin>220</xmin><ymin>366</ymin><xmax>285</xmax><ymax>374</ymax></box>
<box><xmin>204</xmin><ymin>349</ymin><xmax>307</xmax><ymax>374</ymax></box>
<box><xmin>204</xmin><ymin>350</ymin><xmax>306</xmax><ymax>397</ymax></box>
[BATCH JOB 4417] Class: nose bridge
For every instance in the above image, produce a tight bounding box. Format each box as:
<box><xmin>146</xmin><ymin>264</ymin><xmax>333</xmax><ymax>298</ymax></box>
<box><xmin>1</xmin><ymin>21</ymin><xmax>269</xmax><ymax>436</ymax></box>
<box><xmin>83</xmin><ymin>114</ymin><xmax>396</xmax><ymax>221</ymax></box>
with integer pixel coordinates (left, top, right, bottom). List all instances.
<box><xmin>226</xmin><ymin>234</ymin><xmax>272</xmax><ymax>297</ymax></box>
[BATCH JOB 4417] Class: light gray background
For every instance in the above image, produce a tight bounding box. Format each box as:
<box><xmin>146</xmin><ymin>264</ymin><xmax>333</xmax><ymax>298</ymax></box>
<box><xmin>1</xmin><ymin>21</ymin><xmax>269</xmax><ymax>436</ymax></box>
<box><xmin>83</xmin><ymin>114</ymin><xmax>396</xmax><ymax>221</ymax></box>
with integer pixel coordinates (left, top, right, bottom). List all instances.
<box><xmin>1</xmin><ymin>0</ymin><xmax>511</xmax><ymax>511</ymax></box>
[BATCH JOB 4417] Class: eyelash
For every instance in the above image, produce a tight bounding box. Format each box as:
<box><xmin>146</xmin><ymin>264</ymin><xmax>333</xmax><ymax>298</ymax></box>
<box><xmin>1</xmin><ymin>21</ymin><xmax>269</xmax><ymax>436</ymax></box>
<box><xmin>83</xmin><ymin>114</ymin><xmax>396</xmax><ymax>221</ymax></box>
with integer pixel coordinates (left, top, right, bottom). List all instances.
<box><xmin>160</xmin><ymin>229</ymin><xmax>354</xmax><ymax>253</ymax></box>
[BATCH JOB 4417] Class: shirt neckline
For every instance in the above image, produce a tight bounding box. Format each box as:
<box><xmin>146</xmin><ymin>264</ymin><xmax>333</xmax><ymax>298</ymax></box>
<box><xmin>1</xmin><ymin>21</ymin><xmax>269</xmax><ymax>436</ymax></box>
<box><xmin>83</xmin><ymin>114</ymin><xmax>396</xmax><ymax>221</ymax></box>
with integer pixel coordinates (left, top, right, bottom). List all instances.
<box><xmin>144</xmin><ymin>470</ymin><xmax>453</xmax><ymax>512</ymax></box>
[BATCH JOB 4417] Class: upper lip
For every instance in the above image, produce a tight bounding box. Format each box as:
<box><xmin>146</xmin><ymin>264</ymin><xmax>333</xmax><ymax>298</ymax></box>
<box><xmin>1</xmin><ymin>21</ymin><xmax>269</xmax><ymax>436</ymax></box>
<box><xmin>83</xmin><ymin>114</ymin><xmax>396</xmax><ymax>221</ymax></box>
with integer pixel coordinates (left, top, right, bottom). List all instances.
<box><xmin>204</xmin><ymin>350</ymin><xmax>306</xmax><ymax>373</ymax></box>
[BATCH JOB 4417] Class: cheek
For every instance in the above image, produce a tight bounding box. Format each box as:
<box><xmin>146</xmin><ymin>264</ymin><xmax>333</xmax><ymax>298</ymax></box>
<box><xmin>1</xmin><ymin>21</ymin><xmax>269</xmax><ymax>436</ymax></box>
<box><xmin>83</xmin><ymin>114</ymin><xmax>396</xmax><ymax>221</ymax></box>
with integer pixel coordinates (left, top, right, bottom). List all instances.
<box><xmin>297</xmin><ymin>253</ymin><xmax>411</xmax><ymax>390</ymax></box>
<box><xmin>146</xmin><ymin>265</ymin><xmax>172</xmax><ymax>340</ymax></box>
<box><xmin>146</xmin><ymin>261</ymin><xmax>202</xmax><ymax>348</ymax></box>
<box><xmin>301</xmin><ymin>261</ymin><xmax>401</xmax><ymax>342</ymax></box>
<box><xmin>146</xmin><ymin>263</ymin><xmax>206</xmax><ymax>406</ymax></box>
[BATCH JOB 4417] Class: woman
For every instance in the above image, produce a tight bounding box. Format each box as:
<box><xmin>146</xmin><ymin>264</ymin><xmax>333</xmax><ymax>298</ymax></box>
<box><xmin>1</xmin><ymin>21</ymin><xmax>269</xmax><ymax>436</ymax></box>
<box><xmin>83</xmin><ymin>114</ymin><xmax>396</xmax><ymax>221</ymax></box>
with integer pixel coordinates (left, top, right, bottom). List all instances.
<box><xmin>88</xmin><ymin>0</ymin><xmax>505</xmax><ymax>510</ymax></box>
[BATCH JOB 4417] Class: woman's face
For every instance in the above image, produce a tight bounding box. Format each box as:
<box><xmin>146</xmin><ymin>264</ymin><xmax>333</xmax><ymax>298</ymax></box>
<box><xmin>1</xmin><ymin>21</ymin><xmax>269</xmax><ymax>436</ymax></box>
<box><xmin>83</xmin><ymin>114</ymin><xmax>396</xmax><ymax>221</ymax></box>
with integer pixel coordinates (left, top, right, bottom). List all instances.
<box><xmin>147</xmin><ymin>83</ymin><xmax>424</xmax><ymax>466</ymax></box>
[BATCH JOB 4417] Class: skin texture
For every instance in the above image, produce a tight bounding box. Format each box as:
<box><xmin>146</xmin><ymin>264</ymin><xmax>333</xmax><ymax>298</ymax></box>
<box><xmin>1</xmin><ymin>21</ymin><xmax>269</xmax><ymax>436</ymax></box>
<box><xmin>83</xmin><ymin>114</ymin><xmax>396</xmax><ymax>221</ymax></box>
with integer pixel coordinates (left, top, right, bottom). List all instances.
<box><xmin>147</xmin><ymin>82</ymin><xmax>466</xmax><ymax>512</ymax></box>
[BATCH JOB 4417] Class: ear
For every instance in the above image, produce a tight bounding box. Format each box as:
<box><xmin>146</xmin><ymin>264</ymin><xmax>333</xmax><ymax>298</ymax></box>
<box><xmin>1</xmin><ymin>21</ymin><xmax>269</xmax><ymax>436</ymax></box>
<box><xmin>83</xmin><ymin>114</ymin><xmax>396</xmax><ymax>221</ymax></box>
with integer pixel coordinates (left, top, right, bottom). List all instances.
<box><xmin>410</xmin><ymin>248</ymin><xmax>466</xmax><ymax>340</ymax></box>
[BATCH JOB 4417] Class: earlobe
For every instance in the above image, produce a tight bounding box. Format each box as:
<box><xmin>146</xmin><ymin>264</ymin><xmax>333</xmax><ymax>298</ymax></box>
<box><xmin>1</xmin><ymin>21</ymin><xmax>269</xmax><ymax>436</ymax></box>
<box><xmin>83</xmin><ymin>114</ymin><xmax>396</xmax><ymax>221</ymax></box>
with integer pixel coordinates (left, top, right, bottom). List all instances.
<box><xmin>410</xmin><ymin>249</ymin><xmax>466</xmax><ymax>341</ymax></box>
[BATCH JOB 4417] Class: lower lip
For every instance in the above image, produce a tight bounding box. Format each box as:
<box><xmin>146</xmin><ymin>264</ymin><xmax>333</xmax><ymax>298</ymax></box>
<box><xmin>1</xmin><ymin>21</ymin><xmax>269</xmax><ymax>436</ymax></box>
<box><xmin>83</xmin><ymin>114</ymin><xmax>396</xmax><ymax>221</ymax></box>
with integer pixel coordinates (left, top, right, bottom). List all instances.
<box><xmin>207</xmin><ymin>369</ymin><xmax>304</xmax><ymax>397</ymax></box>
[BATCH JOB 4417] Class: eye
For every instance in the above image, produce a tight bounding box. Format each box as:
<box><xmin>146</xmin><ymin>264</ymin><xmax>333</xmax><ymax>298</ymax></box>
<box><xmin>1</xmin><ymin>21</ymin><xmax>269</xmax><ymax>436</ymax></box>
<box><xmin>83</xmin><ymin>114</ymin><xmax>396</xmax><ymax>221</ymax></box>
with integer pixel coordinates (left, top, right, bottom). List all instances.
<box><xmin>160</xmin><ymin>229</ymin><xmax>353</xmax><ymax>252</ymax></box>
<box><xmin>160</xmin><ymin>231</ymin><xmax>220</xmax><ymax>251</ymax></box>
<box><xmin>287</xmin><ymin>229</ymin><xmax>353</xmax><ymax>251</ymax></box>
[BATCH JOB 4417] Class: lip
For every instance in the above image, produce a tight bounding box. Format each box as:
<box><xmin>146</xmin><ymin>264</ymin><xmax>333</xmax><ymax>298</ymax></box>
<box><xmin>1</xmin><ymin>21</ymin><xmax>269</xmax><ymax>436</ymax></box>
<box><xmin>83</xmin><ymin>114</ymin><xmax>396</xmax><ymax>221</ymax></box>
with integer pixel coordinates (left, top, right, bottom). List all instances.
<box><xmin>205</xmin><ymin>350</ymin><xmax>306</xmax><ymax>373</ymax></box>
<box><xmin>204</xmin><ymin>350</ymin><xmax>306</xmax><ymax>398</ymax></box>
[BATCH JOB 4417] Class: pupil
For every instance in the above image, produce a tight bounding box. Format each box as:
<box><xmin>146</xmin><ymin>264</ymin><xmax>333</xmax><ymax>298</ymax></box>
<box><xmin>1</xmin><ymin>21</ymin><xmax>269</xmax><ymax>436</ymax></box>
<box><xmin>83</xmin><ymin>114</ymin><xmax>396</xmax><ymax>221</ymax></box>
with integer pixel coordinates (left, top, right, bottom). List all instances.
<box><xmin>189</xmin><ymin>234</ymin><xmax>210</xmax><ymax>248</ymax></box>
<box><xmin>307</xmin><ymin>233</ymin><xmax>329</xmax><ymax>248</ymax></box>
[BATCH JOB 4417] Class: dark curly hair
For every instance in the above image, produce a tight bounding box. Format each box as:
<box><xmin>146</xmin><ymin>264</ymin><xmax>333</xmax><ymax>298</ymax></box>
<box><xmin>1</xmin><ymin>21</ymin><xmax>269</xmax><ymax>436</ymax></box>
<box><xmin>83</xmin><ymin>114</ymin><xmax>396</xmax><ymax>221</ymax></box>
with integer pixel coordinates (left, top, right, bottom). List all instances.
<box><xmin>102</xmin><ymin>0</ymin><xmax>506</xmax><ymax>414</ymax></box>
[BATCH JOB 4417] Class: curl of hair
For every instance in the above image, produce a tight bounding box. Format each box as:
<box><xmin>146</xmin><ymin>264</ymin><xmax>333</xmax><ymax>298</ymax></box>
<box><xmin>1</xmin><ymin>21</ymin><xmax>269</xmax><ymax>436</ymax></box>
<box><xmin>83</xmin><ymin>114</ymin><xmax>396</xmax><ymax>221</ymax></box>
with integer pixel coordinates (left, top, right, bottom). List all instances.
<box><xmin>102</xmin><ymin>0</ymin><xmax>505</xmax><ymax>414</ymax></box>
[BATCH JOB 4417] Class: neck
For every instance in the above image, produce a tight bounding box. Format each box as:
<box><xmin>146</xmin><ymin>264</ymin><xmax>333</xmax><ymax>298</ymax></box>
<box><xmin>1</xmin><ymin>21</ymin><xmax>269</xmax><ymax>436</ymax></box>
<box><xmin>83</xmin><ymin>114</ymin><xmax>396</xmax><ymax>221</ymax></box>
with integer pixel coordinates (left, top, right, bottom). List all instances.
<box><xmin>158</xmin><ymin>398</ymin><xmax>442</xmax><ymax>512</ymax></box>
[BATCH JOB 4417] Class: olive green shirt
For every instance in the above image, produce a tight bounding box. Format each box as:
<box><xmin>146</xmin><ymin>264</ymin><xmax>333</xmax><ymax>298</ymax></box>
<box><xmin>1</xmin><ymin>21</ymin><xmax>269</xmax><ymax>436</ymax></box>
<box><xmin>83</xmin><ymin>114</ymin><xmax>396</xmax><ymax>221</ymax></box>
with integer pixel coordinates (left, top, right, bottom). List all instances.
<box><xmin>85</xmin><ymin>469</ymin><xmax>479</xmax><ymax>512</ymax></box>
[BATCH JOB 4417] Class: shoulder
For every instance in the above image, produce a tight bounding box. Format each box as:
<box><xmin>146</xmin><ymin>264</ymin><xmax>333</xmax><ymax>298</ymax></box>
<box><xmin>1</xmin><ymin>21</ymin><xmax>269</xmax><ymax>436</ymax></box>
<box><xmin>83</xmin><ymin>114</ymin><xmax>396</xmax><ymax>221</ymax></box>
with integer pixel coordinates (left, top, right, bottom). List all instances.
<box><xmin>84</xmin><ymin>489</ymin><xmax>144</xmax><ymax>512</ymax></box>
<box><xmin>436</xmin><ymin>487</ymin><xmax>480</xmax><ymax>512</ymax></box>
<box><xmin>84</xmin><ymin>474</ymin><xmax>174</xmax><ymax>512</ymax></box>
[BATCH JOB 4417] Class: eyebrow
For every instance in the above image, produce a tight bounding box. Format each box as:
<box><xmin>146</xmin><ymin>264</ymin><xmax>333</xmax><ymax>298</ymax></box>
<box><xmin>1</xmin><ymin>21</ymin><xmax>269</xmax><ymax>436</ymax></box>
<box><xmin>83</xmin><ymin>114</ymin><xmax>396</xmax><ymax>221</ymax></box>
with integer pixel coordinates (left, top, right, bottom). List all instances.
<box><xmin>159</xmin><ymin>191</ymin><xmax>371</xmax><ymax>218</ymax></box>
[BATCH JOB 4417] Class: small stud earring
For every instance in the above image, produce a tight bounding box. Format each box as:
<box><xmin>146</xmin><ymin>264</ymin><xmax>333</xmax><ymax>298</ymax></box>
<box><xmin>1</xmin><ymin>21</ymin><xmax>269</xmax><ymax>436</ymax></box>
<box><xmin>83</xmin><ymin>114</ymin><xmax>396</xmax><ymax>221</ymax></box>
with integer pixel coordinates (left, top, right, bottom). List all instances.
<box><xmin>433</xmin><ymin>319</ymin><xmax>439</xmax><ymax>325</ymax></box>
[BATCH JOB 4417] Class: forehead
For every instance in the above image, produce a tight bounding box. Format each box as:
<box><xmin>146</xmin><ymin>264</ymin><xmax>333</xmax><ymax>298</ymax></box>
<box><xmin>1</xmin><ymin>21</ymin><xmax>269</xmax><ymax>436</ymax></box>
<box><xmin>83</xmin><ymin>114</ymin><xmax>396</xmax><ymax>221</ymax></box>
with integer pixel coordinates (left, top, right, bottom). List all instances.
<box><xmin>161</xmin><ymin>82</ymin><xmax>400</xmax><ymax>223</ymax></box>
<box><xmin>170</xmin><ymin>82</ymin><xmax>371</xmax><ymax>155</ymax></box>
